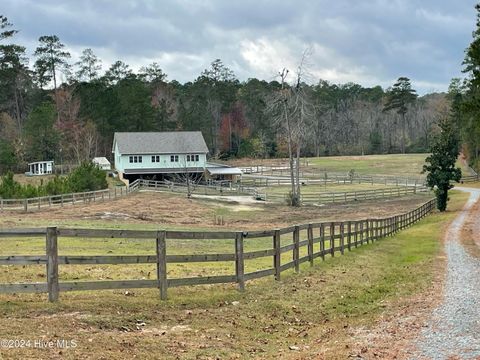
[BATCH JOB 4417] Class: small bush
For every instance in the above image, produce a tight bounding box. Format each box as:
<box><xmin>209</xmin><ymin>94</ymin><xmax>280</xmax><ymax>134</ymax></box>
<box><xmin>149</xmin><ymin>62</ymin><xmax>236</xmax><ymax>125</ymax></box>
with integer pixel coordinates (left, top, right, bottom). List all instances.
<box><xmin>67</xmin><ymin>162</ymin><xmax>108</xmax><ymax>192</ymax></box>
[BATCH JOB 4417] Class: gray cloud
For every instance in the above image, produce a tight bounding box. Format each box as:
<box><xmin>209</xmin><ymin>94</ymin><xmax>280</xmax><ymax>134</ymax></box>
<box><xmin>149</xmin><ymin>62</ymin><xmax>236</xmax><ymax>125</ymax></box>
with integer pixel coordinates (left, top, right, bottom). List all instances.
<box><xmin>2</xmin><ymin>0</ymin><xmax>477</xmax><ymax>93</ymax></box>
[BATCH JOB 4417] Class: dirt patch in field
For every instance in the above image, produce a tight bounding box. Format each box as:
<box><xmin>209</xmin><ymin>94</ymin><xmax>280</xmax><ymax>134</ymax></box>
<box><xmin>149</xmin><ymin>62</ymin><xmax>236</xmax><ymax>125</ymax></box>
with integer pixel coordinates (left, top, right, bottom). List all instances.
<box><xmin>0</xmin><ymin>191</ymin><xmax>432</xmax><ymax>231</ymax></box>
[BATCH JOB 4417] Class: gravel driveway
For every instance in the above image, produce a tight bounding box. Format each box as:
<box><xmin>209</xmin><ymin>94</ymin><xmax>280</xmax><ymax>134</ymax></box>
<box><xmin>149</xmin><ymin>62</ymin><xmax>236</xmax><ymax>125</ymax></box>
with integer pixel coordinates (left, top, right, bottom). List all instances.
<box><xmin>413</xmin><ymin>187</ymin><xmax>480</xmax><ymax>359</ymax></box>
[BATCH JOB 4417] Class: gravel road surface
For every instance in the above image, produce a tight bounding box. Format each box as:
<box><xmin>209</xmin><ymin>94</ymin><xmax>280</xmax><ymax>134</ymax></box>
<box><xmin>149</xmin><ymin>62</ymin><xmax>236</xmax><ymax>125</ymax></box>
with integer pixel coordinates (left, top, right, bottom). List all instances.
<box><xmin>413</xmin><ymin>188</ymin><xmax>480</xmax><ymax>359</ymax></box>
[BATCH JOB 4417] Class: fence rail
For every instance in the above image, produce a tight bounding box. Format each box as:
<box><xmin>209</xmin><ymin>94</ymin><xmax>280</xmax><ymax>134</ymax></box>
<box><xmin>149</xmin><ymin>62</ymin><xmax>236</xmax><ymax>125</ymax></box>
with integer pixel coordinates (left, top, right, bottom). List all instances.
<box><xmin>240</xmin><ymin>174</ymin><xmax>426</xmax><ymax>188</ymax></box>
<box><xmin>264</xmin><ymin>186</ymin><xmax>429</xmax><ymax>204</ymax></box>
<box><xmin>0</xmin><ymin>198</ymin><xmax>436</xmax><ymax>302</ymax></box>
<box><xmin>460</xmin><ymin>174</ymin><xmax>480</xmax><ymax>183</ymax></box>
<box><xmin>0</xmin><ymin>186</ymin><xmax>134</xmax><ymax>212</ymax></box>
<box><xmin>0</xmin><ymin>178</ymin><xmax>258</xmax><ymax>212</ymax></box>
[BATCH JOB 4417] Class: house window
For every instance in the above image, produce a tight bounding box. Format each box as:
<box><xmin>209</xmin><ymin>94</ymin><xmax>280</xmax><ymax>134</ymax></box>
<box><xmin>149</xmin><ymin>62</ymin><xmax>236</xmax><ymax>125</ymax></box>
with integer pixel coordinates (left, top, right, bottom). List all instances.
<box><xmin>133</xmin><ymin>156</ymin><xmax>138</xmax><ymax>163</ymax></box>
<box><xmin>170</xmin><ymin>155</ymin><xmax>179</xmax><ymax>162</ymax></box>
<box><xmin>152</xmin><ymin>155</ymin><xmax>160</xmax><ymax>163</ymax></box>
<box><xmin>129</xmin><ymin>156</ymin><xmax>133</xmax><ymax>163</ymax></box>
<box><xmin>187</xmin><ymin>155</ymin><xmax>190</xmax><ymax>162</ymax></box>
<box><xmin>195</xmin><ymin>154</ymin><xmax>199</xmax><ymax>162</ymax></box>
<box><xmin>138</xmin><ymin>156</ymin><xmax>142</xmax><ymax>163</ymax></box>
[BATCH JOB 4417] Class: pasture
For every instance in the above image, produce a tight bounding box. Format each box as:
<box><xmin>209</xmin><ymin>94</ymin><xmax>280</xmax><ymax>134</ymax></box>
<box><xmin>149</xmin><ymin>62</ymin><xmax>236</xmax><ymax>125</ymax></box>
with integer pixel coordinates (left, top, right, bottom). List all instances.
<box><xmin>228</xmin><ymin>153</ymin><xmax>472</xmax><ymax>177</ymax></box>
<box><xmin>0</xmin><ymin>152</ymin><xmax>472</xmax><ymax>359</ymax></box>
<box><xmin>0</xmin><ymin>190</ymin><xmax>469</xmax><ymax>359</ymax></box>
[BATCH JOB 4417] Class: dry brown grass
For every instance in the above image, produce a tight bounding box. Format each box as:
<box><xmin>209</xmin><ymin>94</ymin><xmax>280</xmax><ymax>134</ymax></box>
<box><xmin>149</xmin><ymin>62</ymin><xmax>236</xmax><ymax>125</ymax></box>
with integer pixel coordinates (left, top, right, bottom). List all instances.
<box><xmin>0</xmin><ymin>191</ymin><xmax>432</xmax><ymax>231</ymax></box>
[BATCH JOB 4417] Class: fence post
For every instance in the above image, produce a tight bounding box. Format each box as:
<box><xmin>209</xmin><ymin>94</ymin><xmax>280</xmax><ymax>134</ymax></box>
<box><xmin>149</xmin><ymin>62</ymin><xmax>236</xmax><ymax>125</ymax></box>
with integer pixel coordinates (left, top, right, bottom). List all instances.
<box><xmin>24</xmin><ymin>199</ymin><xmax>27</xmax><ymax>212</ymax></box>
<box><xmin>354</xmin><ymin>222</ymin><xmax>358</xmax><ymax>248</ymax></box>
<box><xmin>273</xmin><ymin>230</ymin><xmax>281</xmax><ymax>280</ymax></box>
<box><xmin>320</xmin><ymin>223</ymin><xmax>325</xmax><ymax>261</ymax></box>
<box><xmin>330</xmin><ymin>223</ymin><xmax>335</xmax><ymax>257</ymax></box>
<box><xmin>366</xmin><ymin>220</ymin><xmax>370</xmax><ymax>244</ymax></box>
<box><xmin>46</xmin><ymin>227</ymin><xmax>59</xmax><ymax>302</ymax></box>
<box><xmin>360</xmin><ymin>221</ymin><xmax>364</xmax><ymax>245</ymax></box>
<box><xmin>156</xmin><ymin>230</ymin><xmax>168</xmax><ymax>300</ymax></box>
<box><xmin>347</xmin><ymin>221</ymin><xmax>352</xmax><ymax>251</ymax></box>
<box><xmin>307</xmin><ymin>224</ymin><xmax>314</xmax><ymax>266</ymax></box>
<box><xmin>235</xmin><ymin>232</ymin><xmax>245</xmax><ymax>291</ymax></box>
<box><xmin>293</xmin><ymin>226</ymin><xmax>300</xmax><ymax>273</ymax></box>
<box><xmin>340</xmin><ymin>223</ymin><xmax>345</xmax><ymax>255</ymax></box>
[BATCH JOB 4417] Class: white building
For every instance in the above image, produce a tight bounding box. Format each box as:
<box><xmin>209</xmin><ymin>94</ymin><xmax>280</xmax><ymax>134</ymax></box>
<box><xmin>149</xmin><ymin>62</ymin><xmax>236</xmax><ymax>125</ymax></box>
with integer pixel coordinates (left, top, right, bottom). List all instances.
<box><xmin>92</xmin><ymin>157</ymin><xmax>111</xmax><ymax>170</ymax></box>
<box><xmin>28</xmin><ymin>161</ymin><xmax>54</xmax><ymax>176</ymax></box>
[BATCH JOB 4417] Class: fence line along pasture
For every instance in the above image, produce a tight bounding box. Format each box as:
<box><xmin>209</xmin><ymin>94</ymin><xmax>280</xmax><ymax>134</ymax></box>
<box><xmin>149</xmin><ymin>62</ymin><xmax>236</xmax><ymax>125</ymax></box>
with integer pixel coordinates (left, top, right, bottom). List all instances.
<box><xmin>0</xmin><ymin>198</ymin><xmax>436</xmax><ymax>302</ymax></box>
<box><xmin>0</xmin><ymin>179</ymin><xmax>256</xmax><ymax>212</ymax></box>
<box><xmin>460</xmin><ymin>174</ymin><xmax>480</xmax><ymax>183</ymax></box>
<box><xmin>264</xmin><ymin>186</ymin><xmax>429</xmax><ymax>205</ymax></box>
<box><xmin>239</xmin><ymin>165</ymin><xmax>478</xmax><ymax>186</ymax></box>
<box><xmin>0</xmin><ymin>186</ymin><xmax>133</xmax><ymax>212</ymax></box>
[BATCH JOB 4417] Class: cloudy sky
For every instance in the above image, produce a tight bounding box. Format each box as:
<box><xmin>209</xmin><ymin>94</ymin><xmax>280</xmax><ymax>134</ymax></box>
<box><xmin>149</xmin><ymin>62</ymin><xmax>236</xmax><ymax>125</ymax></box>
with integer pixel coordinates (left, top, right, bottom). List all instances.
<box><xmin>2</xmin><ymin>0</ymin><xmax>478</xmax><ymax>93</ymax></box>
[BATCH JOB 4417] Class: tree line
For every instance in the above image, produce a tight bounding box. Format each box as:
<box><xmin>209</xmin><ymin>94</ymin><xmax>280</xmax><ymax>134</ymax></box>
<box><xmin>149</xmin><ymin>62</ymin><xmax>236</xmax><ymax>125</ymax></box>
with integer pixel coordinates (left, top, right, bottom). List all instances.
<box><xmin>0</xmin><ymin>15</ymin><xmax>450</xmax><ymax>174</ymax></box>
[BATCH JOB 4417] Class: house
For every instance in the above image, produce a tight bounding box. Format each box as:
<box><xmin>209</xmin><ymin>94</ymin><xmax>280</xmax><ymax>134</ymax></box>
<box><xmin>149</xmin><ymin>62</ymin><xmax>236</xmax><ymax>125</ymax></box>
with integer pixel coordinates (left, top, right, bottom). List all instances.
<box><xmin>92</xmin><ymin>157</ymin><xmax>111</xmax><ymax>170</ymax></box>
<box><xmin>27</xmin><ymin>160</ymin><xmax>54</xmax><ymax>176</ymax></box>
<box><xmin>112</xmin><ymin>131</ymin><xmax>209</xmax><ymax>182</ymax></box>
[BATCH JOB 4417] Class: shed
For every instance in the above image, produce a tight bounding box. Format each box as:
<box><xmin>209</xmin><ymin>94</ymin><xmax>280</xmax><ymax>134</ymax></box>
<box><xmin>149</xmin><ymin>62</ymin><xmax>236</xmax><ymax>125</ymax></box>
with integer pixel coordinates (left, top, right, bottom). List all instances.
<box><xmin>27</xmin><ymin>160</ymin><xmax>54</xmax><ymax>176</ymax></box>
<box><xmin>206</xmin><ymin>163</ymin><xmax>243</xmax><ymax>182</ymax></box>
<box><xmin>92</xmin><ymin>157</ymin><xmax>111</xmax><ymax>170</ymax></box>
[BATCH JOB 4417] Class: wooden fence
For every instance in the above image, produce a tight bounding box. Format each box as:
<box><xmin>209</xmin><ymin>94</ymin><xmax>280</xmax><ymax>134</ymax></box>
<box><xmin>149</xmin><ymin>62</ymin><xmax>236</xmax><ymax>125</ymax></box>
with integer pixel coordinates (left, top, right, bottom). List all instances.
<box><xmin>240</xmin><ymin>174</ymin><xmax>425</xmax><ymax>188</ymax></box>
<box><xmin>138</xmin><ymin>179</ymin><xmax>254</xmax><ymax>196</ymax></box>
<box><xmin>460</xmin><ymin>174</ymin><xmax>480</xmax><ymax>183</ymax></box>
<box><xmin>0</xmin><ymin>198</ymin><xmax>436</xmax><ymax>302</ymax></box>
<box><xmin>265</xmin><ymin>186</ymin><xmax>429</xmax><ymax>205</ymax></box>
<box><xmin>0</xmin><ymin>185</ymin><xmax>133</xmax><ymax>212</ymax></box>
<box><xmin>0</xmin><ymin>178</ymin><xmax>256</xmax><ymax>212</ymax></box>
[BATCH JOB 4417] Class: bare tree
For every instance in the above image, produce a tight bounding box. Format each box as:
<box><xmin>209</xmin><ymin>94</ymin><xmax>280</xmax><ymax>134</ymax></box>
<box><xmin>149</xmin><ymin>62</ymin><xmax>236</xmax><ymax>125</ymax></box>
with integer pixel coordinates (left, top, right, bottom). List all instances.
<box><xmin>268</xmin><ymin>50</ymin><xmax>315</xmax><ymax>206</ymax></box>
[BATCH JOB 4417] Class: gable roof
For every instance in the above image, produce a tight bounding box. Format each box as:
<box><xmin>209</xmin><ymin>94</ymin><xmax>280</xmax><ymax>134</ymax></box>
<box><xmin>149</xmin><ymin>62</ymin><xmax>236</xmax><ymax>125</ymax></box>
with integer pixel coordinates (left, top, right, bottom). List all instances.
<box><xmin>113</xmin><ymin>131</ymin><xmax>209</xmax><ymax>155</ymax></box>
<box><xmin>92</xmin><ymin>157</ymin><xmax>111</xmax><ymax>165</ymax></box>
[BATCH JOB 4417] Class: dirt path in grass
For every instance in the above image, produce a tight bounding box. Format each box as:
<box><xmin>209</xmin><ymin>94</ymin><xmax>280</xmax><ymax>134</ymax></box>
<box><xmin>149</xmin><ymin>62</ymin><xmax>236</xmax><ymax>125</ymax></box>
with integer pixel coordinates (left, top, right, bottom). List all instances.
<box><xmin>411</xmin><ymin>187</ymin><xmax>480</xmax><ymax>359</ymax></box>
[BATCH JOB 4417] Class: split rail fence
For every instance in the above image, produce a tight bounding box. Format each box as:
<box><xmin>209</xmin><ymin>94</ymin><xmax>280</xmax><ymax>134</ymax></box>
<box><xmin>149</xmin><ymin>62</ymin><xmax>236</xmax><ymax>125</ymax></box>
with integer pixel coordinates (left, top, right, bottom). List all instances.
<box><xmin>0</xmin><ymin>185</ymin><xmax>133</xmax><ymax>212</ymax></box>
<box><xmin>266</xmin><ymin>186</ymin><xmax>429</xmax><ymax>205</ymax></box>
<box><xmin>0</xmin><ymin>198</ymin><xmax>436</xmax><ymax>302</ymax></box>
<box><xmin>241</xmin><ymin>174</ymin><xmax>426</xmax><ymax>188</ymax></box>
<box><xmin>0</xmin><ymin>179</ymin><xmax>255</xmax><ymax>212</ymax></box>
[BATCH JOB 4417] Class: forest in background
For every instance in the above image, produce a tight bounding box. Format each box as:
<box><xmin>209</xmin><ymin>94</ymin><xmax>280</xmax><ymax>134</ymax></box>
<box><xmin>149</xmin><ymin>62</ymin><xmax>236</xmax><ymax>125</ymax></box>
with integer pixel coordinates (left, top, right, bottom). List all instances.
<box><xmin>0</xmin><ymin>15</ymin><xmax>464</xmax><ymax>174</ymax></box>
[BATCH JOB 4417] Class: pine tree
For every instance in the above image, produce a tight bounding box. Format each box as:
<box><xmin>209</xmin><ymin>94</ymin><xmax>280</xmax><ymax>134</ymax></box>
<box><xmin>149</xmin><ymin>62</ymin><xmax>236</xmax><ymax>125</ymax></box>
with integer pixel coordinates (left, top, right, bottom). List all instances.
<box><xmin>383</xmin><ymin>77</ymin><xmax>417</xmax><ymax>153</ymax></box>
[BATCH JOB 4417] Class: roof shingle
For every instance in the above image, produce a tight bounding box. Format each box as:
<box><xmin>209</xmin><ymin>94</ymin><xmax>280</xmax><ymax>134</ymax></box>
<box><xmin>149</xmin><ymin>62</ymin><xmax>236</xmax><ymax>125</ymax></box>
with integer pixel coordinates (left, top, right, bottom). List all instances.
<box><xmin>113</xmin><ymin>131</ymin><xmax>209</xmax><ymax>155</ymax></box>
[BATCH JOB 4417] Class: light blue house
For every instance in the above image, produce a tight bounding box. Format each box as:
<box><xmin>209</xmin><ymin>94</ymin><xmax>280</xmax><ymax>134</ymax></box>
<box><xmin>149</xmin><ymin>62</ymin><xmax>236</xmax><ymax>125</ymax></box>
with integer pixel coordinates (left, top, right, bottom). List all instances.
<box><xmin>112</xmin><ymin>131</ymin><xmax>209</xmax><ymax>182</ymax></box>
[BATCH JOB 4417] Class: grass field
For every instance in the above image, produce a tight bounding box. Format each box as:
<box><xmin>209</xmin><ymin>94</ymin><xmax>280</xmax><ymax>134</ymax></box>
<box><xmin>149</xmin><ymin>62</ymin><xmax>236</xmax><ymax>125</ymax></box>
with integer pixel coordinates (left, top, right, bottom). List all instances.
<box><xmin>229</xmin><ymin>153</ymin><xmax>472</xmax><ymax>178</ymax></box>
<box><xmin>0</xmin><ymin>190</ymin><xmax>469</xmax><ymax>359</ymax></box>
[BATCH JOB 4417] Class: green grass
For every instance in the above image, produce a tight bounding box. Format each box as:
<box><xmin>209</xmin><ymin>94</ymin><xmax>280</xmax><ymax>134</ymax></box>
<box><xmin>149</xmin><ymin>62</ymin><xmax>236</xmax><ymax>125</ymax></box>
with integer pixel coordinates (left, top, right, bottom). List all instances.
<box><xmin>299</xmin><ymin>154</ymin><xmax>470</xmax><ymax>177</ymax></box>
<box><xmin>0</xmin><ymin>191</ymin><xmax>469</xmax><ymax>359</ymax></box>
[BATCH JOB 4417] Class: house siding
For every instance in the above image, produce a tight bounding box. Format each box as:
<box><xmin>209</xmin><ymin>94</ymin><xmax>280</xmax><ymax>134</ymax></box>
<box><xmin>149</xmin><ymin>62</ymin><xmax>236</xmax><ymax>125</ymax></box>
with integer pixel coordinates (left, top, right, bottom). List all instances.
<box><xmin>115</xmin><ymin>151</ymin><xmax>207</xmax><ymax>173</ymax></box>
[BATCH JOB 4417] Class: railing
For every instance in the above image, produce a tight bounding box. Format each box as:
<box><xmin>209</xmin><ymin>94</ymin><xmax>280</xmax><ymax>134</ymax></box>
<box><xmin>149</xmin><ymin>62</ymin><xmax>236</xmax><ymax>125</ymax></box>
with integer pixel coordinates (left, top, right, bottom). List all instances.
<box><xmin>138</xmin><ymin>179</ymin><xmax>255</xmax><ymax>196</ymax></box>
<box><xmin>263</xmin><ymin>186</ymin><xmax>429</xmax><ymax>204</ymax></box>
<box><xmin>460</xmin><ymin>174</ymin><xmax>480</xmax><ymax>183</ymax></box>
<box><xmin>0</xmin><ymin>186</ymin><xmax>132</xmax><ymax>212</ymax></box>
<box><xmin>0</xmin><ymin>198</ymin><xmax>436</xmax><ymax>302</ymax></box>
<box><xmin>240</xmin><ymin>174</ymin><xmax>426</xmax><ymax>188</ymax></box>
